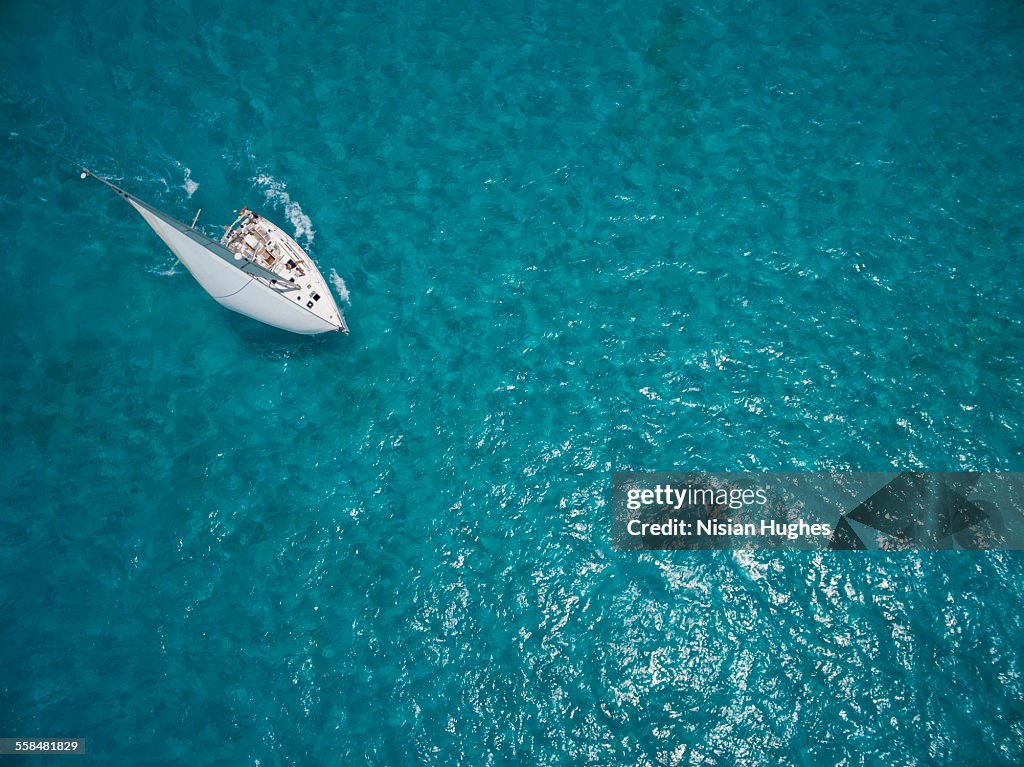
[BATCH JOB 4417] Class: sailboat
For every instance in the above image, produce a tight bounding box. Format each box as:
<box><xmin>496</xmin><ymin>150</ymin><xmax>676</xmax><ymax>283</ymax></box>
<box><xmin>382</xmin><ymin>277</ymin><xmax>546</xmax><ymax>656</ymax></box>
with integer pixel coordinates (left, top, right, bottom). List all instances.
<box><xmin>82</xmin><ymin>169</ymin><xmax>348</xmax><ymax>335</ymax></box>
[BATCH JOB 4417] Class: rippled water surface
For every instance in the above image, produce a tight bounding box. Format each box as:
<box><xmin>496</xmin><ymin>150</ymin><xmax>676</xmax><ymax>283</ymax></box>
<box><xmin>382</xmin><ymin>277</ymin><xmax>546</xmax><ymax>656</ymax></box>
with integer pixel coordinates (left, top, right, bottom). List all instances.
<box><xmin>2</xmin><ymin>1</ymin><xmax>1023</xmax><ymax>764</ymax></box>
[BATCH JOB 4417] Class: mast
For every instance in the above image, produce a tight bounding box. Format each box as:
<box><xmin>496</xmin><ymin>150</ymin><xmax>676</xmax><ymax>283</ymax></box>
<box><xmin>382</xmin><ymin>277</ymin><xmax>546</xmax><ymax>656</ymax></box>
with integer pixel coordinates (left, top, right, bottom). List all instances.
<box><xmin>80</xmin><ymin>169</ymin><xmax>292</xmax><ymax>290</ymax></box>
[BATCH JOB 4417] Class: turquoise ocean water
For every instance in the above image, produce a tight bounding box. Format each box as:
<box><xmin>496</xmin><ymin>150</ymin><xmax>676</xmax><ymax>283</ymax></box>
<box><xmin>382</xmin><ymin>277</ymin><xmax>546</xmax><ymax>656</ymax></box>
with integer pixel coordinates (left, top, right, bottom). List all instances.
<box><xmin>2</xmin><ymin>0</ymin><xmax>1024</xmax><ymax>763</ymax></box>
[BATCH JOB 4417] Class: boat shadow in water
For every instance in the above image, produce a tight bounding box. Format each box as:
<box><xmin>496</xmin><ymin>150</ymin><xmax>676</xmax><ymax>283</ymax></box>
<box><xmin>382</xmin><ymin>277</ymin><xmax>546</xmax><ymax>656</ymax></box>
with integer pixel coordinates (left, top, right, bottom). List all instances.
<box><xmin>228</xmin><ymin>317</ymin><xmax>345</xmax><ymax>360</ymax></box>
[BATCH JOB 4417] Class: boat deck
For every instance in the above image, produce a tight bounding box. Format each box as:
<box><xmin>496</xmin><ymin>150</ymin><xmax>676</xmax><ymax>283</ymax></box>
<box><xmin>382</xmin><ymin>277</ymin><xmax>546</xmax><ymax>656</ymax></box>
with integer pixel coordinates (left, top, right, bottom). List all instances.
<box><xmin>222</xmin><ymin>209</ymin><xmax>346</xmax><ymax>332</ymax></box>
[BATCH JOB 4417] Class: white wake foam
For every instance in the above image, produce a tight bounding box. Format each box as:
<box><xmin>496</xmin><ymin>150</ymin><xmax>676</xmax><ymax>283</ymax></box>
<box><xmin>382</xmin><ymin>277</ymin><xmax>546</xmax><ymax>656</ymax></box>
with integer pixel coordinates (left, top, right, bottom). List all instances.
<box><xmin>328</xmin><ymin>268</ymin><xmax>350</xmax><ymax>304</ymax></box>
<box><xmin>182</xmin><ymin>167</ymin><xmax>199</xmax><ymax>198</ymax></box>
<box><xmin>147</xmin><ymin>258</ymin><xmax>181</xmax><ymax>277</ymax></box>
<box><xmin>253</xmin><ymin>173</ymin><xmax>315</xmax><ymax>246</ymax></box>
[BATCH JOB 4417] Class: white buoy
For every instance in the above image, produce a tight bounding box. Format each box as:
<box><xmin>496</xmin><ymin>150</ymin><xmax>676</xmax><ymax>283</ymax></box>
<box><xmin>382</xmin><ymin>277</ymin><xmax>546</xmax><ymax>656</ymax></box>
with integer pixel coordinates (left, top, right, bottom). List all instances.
<box><xmin>80</xmin><ymin>171</ymin><xmax>88</xmax><ymax>179</ymax></box>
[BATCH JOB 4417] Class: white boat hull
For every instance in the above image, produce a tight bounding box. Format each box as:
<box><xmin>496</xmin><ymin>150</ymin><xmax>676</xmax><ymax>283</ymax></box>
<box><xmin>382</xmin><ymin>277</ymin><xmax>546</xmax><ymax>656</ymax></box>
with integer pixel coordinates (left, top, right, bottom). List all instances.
<box><xmin>126</xmin><ymin>200</ymin><xmax>343</xmax><ymax>335</ymax></box>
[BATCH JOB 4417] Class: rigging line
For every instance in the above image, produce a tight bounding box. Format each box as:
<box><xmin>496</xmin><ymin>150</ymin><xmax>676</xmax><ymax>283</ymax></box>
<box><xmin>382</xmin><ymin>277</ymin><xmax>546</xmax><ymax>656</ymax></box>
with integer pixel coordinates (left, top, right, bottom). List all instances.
<box><xmin>15</xmin><ymin>133</ymin><xmax>94</xmax><ymax>176</ymax></box>
<box><xmin>216</xmin><ymin>277</ymin><xmax>256</xmax><ymax>300</ymax></box>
